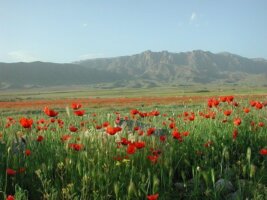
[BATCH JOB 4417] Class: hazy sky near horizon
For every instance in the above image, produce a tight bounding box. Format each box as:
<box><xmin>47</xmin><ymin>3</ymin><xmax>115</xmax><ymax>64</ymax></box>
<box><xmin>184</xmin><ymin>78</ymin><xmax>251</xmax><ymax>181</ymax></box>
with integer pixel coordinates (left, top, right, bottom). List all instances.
<box><xmin>1</xmin><ymin>0</ymin><xmax>267</xmax><ymax>63</ymax></box>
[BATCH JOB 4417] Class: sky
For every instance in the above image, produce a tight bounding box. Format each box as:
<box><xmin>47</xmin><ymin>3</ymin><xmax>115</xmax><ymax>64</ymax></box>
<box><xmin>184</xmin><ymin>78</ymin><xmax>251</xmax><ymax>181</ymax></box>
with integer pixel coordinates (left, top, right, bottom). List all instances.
<box><xmin>1</xmin><ymin>0</ymin><xmax>267</xmax><ymax>63</ymax></box>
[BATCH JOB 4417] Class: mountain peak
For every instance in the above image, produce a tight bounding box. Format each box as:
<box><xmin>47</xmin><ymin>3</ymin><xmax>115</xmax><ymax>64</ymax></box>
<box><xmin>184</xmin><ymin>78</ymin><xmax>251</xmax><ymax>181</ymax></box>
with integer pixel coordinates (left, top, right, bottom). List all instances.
<box><xmin>142</xmin><ymin>50</ymin><xmax>153</xmax><ymax>54</ymax></box>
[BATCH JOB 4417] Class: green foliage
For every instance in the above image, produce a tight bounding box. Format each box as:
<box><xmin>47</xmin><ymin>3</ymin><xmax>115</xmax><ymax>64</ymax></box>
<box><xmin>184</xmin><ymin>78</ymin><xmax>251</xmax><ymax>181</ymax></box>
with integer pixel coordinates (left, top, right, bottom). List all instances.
<box><xmin>0</xmin><ymin>95</ymin><xmax>267</xmax><ymax>199</ymax></box>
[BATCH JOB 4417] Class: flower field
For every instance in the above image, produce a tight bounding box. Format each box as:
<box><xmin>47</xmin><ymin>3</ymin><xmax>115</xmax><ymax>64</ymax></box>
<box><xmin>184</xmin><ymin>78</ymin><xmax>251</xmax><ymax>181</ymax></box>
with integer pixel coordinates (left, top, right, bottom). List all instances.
<box><xmin>0</xmin><ymin>95</ymin><xmax>267</xmax><ymax>200</ymax></box>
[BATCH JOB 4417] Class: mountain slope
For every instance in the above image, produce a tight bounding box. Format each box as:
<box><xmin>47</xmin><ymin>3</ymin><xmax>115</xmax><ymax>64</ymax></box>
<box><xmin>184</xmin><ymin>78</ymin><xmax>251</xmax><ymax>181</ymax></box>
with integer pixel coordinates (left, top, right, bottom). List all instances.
<box><xmin>0</xmin><ymin>62</ymin><xmax>125</xmax><ymax>89</ymax></box>
<box><xmin>77</xmin><ymin>50</ymin><xmax>267</xmax><ymax>84</ymax></box>
<box><xmin>1</xmin><ymin>50</ymin><xmax>267</xmax><ymax>90</ymax></box>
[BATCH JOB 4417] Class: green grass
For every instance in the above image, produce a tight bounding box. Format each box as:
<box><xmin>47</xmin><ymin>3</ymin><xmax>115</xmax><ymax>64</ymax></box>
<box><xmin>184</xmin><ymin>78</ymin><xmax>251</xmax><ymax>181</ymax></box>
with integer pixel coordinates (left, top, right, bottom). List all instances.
<box><xmin>0</xmin><ymin>95</ymin><xmax>267</xmax><ymax>199</ymax></box>
<box><xmin>0</xmin><ymin>84</ymin><xmax>267</xmax><ymax>101</ymax></box>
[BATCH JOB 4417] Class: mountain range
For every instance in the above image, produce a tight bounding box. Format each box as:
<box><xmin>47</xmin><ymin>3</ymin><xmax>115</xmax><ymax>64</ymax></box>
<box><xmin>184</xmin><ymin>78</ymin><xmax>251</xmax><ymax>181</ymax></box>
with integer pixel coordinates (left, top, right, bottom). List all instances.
<box><xmin>1</xmin><ymin>50</ymin><xmax>267</xmax><ymax>90</ymax></box>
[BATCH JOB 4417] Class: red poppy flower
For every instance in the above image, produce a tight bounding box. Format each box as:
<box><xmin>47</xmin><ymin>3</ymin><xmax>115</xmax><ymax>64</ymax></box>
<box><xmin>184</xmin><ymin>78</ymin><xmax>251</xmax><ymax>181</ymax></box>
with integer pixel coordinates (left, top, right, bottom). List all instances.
<box><xmin>160</xmin><ymin>135</ymin><xmax>166</xmax><ymax>142</ymax></box>
<box><xmin>233</xmin><ymin>129</ymin><xmax>238</xmax><ymax>140</ymax></box>
<box><xmin>61</xmin><ymin>134</ymin><xmax>71</xmax><ymax>142</ymax></box>
<box><xmin>259</xmin><ymin>148</ymin><xmax>267</xmax><ymax>155</ymax></box>
<box><xmin>5</xmin><ymin>123</ymin><xmax>11</xmax><ymax>128</ymax></box>
<box><xmin>183</xmin><ymin>131</ymin><xmax>189</xmax><ymax>137</ymax></box>
<box><xmin>207</xmin><ymin>100</ymin><xmax>213</xmax><ymax>108</ymax></box>
<box><xmin>120</xmin><ymin>138</ymin><xmax>130</xmax><ymax>145</ymax></box>
<box><xmin>224</xmin><ymin>110</ymin><xmax>232</xmax><ymax>116</ymax></box>
<box><xmin>147</xmin><ymin>127</ymin><xmax>156</xmax><ymax>136</ymax></box>
<box><xmin>147</xmin><ymin>193</ymin><xmax>159</xmax><ymax>200</ymax></box>
<box><xmin>213</xmin><ymin>99</ymin><xmax>220</xmax><ymax>106</ymax></box>
<box><xmin>37</xmin><ymin>118</ymin><xmax>45</xmax><ymax>124</ymax></box>
<box><xmin>115</xmin><ymin>126</ymin><xmax>122</xmax><ymax>132</ymax></box>
<box><xmin>169</xmin><ymin>122</ymin><xmax>175</xmax><ymax>129</ymax></box>
<box><xmin>37</xmin><ymin>135</ymin><xmax>44</xmax><ymax>142</ymax></box>
<box><xmin>188</xmin><ymin>114</ymin><xmax>195</xmax><ymax>121</ymax></box>
<box><xmin>250</xmin><ymin>100</ymin><xmax>256</xmax><ymax>107</ymax></box>
<box><xmin>208</xmin><ymin>98</ymin><xmax>220</xmax><ymax>108</ymax></box>
<box><xmin>134</xmin><ymin>126</ymin><xmax>140</xmax><ymax>131</ymax></box>
<box><xmin>243</xmin><ymin>107</ymin><xmax>250</xmax><ymax>113</ymax></box>
<box><xmin>139</xmin><ymin>112</ymin><xmax>147</xmax><ymax>118</ymax></box>
<box><xmin>152</xmin><ymin>149</ymin><xmax>162</xmax><ymax>156</ymax></box>
<box><xmin>57</xmin><ymin>119</ymin><xmax>64</xmax><ymax>125</ymax></box>
<box><xmin>6</xmin><ymin>168</ymin><xmax>16</xmax><ymax>176</ymax></box>
<box><xmin>204</xmin><ymin>113</ymin><xmax>210</xmax><ymax>119</ymax></box>
<box><xmin>71</xmin><ymin>102</ymin><xmax>82</xmax><ymax>110</ymax></box>
<box><xmin>147</xmin><ymin>155</ymin><xmax>159</xmax><ymax>164</ymax></box>
<box><xmin>106</xmin><ymin>126</ymin><xmax>118</xmax><ymax>135</ymax></box>
<box><xmin>7</xmin><ymin>117</ymin><xmax>13</xmax><ymax>121</ymax></box>
<box><xmin>95</xmin><ymin>125</ymin><xmax>102</xmax><ymax>129</ymax></box>
<box><xmin>25</xmin><ymin>149</ymin><xmax>31</xmax><ymax>156</ymax></box>
<box><xmin>130</xmin><ymin>109</ymin><xmax>139</xmax><ymax>115</ymax></box>
<box><xmin>69</xmin><ymin>143</ymin><xmax>84</xmax><ymax>151</ymax></box>
<box><xmin>138</xmin><ymin>130</ymin><xmax>144</xmax><ymax>136</ymax></box>
<box><xmin>69</xmin><ymin>125</ymin><xmax>78</xmax><ymax>132</ymax></box>
<box><xmin>44</xmin><ymin>107</ymin><xmax>58</xmax><ymax>117</ymax></box>
<box><xmin>6</xmin><ymin>195</ymin><xmax>15</xmax><ymax>200</ymax></box>
<box><xmin>219</xmin><ymin>96</ymin><xmax>227</xmax><ymax>102</ymax></box>
<box><xmin>19</xmin><ymin>117</ymin><xmax>33</xmax><ymax>128</ymax></box>
<box><xmin>232</xmin><ymin>102</ymin><xmax>239</xmax><ymax>107</ymax></box>
<box><xmin>150</xmin><ymin>110</ymin><xmax>160</xmax><ymax>116</ymax></box>
<box><xmin>102</xmin><ymin>121</ymin><xmax>110</xmax><ymax>127</ymax></box>
<box><xmin>258</xmin><ymin>122</ymin><xmax>265</xmax><ymax>127</ymax></box>
<box><xmin>255</xmin><ymin>102</ymin><xmax>263</xmax><ymax>109</ymax></box>
<box><xmin>134</xmin><ymin>141</ymin><xmax>146</xmax><ymax>149</ymax></box>
<box><xmin>127</xmin><ymin>144</ymin><xmax>136</xmax><ymax>154</ymax></box>
<box><xmin>226</xmin><ymin>96</ymin><xmax>234</xmax><ymax>102</ymax></box>
<box><xmin>172</xmin><ymin>130</ymin><xmax>182</xmax><ymax>142</ymax></box>
<box><xmin>74</xmin><ymin>110</ymin><xmax>85</xmax><ymax>116</ymax></box>
<box><xmin>183</xmin><ymin>112</ymin><xmax>189</xmax><ymax>117</ymax></box>
<box><xmin>233</xmin><ymin>118</ymin><xmax>241</xmax><ymax>126</ymax></box>
<box><xmin>220</xmin><ymin>96</ymin><xmax>227</xmax><ymax>102</ymax></box>
<box><xmin>74</xmin><ymin>144</ymin><xmax>83</xmax><ymax>151</ymax></box>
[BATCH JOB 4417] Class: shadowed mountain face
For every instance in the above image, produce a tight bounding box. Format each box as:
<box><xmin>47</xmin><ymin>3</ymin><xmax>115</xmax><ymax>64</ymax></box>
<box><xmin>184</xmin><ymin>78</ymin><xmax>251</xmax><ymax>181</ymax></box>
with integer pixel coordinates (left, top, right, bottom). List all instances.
<box><xmin>0</xmin><ymin>62</ymin><xmax>126</xmax><ymax>89</ymax></box>
<box><xmin>1</xmin><ymin>50</ymin><xmax>267</xmax><ymax>89</ymax></box>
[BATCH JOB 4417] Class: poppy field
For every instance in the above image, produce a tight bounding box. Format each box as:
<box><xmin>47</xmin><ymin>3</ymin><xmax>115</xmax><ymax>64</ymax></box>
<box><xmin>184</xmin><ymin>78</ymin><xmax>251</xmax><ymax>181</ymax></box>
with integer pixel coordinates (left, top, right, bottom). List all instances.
<box><xmin>0</xmin><ymin>95</ymin><xmax>267</xmax><ymax>200</ymax></box>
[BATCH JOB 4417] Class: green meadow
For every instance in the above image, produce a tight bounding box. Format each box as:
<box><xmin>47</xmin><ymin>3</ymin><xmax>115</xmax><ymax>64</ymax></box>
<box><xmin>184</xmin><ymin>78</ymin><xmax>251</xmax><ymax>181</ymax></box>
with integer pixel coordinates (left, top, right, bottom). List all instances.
<box><xmin>0</xmin><ymin>91</ymin><xmax>266</xmax><ymax>199</ymax></box>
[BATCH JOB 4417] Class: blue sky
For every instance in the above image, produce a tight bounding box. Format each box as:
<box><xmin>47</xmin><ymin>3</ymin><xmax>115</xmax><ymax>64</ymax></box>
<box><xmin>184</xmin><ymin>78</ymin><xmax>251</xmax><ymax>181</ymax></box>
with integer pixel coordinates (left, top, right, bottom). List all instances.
<box><xmin>1</xmin><ymin>0</ymin><xmax>267</xmax><ymax>63</ymax></box>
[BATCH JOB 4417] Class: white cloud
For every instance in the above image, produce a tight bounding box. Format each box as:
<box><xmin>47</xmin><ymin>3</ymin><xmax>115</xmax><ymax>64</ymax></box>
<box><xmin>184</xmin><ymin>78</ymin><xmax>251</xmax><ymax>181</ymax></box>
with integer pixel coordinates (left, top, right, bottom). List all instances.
<box><xmin>7</xmin><ymin>51</ymin><xmax>39</xmax><ymax>62</ymax></box>
<box><xmin>190</xmin><ymin>12</ymin><xmax>197</xmax><ymax>22</ymax></box>
<box><xmin>82</xmin><ymin>23</ymin><xmax>88</xmax><ymax>27</ymax></box>
<box><xmin>78</xmin><ymin>53</ymin><xmax>104</xmax><ymax>60</ymax></box>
